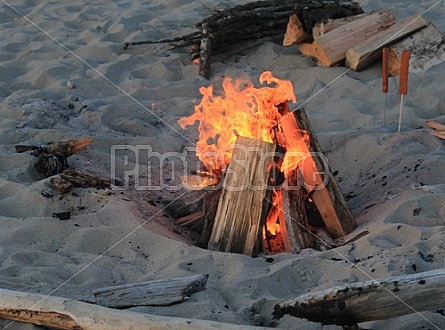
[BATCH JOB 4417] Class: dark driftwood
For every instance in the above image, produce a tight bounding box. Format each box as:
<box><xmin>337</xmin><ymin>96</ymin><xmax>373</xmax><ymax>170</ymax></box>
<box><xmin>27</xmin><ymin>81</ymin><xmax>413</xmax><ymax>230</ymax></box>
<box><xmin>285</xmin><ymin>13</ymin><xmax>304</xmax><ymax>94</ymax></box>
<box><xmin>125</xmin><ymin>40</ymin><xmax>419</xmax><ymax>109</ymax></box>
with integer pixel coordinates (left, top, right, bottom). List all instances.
<box><xmin>93</xmin><ymin>274</ymin><xmax>209</xmax><ymax>308</ymax></box>
<box><xmin>59</xmin><ymin>168</ymin><xmax>111</xmax><ymax>189</ymax></box>
<box><xmin>125</xmin><ymin>0</ymin><xmax>363</xmax><ymax>78</ymax></box>
<box><xmin>273</xmin><ymin>268</ymin><xmax>445</xmax><ymax>326</ymax></box>
<box><xmin>15</xmin><ymin>137</ymin><xmax>92</xmax><ymax>157</ymax></box>
<box><xmin>16</xmin><ymin>137</ymin><xmax>93</xmax><ymax>178</ymax></box>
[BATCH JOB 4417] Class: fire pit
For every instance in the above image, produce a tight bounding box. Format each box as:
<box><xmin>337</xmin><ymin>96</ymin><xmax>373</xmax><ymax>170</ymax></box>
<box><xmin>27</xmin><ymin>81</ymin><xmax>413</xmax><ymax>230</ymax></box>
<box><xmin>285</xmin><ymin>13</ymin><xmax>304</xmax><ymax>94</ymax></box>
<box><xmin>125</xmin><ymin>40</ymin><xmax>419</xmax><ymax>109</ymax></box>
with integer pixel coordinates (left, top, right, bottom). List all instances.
<box><xmin>177</xmin><ymin>72</ymin><xmax>357</xmax><ymax>256</ymax></box>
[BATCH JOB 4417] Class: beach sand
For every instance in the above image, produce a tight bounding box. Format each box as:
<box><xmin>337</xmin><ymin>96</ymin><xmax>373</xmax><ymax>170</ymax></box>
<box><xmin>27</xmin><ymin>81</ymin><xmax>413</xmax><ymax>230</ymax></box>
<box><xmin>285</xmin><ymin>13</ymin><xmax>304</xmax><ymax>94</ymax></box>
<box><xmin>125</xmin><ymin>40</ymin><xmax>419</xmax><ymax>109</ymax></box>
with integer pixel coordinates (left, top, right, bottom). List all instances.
<box><xmin>1</xmin><ymin>0</ymin><xmax>445</xmax><ymax>329</ymax></box>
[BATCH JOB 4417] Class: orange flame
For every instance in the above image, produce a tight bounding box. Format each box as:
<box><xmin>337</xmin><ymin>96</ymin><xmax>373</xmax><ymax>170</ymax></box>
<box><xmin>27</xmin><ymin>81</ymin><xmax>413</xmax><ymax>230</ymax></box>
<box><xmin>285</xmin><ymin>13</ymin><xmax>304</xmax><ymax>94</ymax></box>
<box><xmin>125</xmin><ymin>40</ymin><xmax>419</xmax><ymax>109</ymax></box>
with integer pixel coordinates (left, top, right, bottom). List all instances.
<box><xmin>178</xmin><ymin>71</ymin><xmax>298</xmax><ymax>177</ymax></box>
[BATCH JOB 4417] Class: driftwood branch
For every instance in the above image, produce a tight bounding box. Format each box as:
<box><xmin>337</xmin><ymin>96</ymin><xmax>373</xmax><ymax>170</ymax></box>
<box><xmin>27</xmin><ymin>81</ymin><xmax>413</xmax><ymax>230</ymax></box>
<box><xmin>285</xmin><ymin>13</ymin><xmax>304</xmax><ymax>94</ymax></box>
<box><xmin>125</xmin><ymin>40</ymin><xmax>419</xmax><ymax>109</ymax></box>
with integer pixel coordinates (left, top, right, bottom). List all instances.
<box><xmin>93</xmin><ymin>274</ymin><xmax>209</xmax><ymax>308</ymax></box>
<box><xmin>0</xmin><ymin>288</ymin><xmax>271</xmax><ymax>330</ymax></box>
<box><xmin>273</xmin><ymin>268</ymin><xmax>445</xmax><ymax>326</ymax></box>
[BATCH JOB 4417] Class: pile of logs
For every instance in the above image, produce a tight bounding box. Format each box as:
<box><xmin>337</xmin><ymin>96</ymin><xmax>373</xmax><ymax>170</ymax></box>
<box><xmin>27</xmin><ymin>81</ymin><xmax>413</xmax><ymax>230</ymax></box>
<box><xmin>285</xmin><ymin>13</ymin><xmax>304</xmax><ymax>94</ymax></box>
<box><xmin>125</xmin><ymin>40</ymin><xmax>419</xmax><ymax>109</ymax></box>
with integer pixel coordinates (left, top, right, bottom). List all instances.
<box><xmin>125</xmin><ymin>0</ymin><xmax>445</xmax><ymax>78</ymax></box>
<box><xmin>124</xmin><ymin>0</ymin><xmax>365</xmax><ymax>78</ymax></box>
<box><xmin>286</xmin><ymin>8</ymin><xmax>445</xmax><ymax>74</ymax></box>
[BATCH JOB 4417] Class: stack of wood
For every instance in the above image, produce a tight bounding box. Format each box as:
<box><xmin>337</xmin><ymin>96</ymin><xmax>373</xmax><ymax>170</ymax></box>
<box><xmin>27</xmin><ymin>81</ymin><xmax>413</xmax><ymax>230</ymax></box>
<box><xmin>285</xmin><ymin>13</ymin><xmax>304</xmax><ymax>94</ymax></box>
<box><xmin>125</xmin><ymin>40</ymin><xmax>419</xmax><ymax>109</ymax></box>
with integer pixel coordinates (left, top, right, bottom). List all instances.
<box><xmin>171</xmin><ymin>107</ymin><xmax>357</xmax><ymax>257</ymax></box>
<box><xmin>285</xmin><ymin>8</ymin><xmax>445</xmax><ymax>74</ymax></box>
<box><xmin>125</xmin><ymin>0</ymin><xmax>365</xmax><ymax>78</ymax></box>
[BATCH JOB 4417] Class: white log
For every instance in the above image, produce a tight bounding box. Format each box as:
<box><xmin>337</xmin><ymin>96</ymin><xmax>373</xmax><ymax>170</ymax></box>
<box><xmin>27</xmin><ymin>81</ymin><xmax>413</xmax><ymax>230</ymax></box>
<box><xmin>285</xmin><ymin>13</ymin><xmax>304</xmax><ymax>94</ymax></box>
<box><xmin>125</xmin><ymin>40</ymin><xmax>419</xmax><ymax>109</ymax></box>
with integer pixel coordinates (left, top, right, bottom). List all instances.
<box><xmin>93</xmin><ymin>274</ymin><xmax>209</xmax><ymax>308</ymax></box>
<box><xmin>274</xmin><ymin>268</ymin><xmax>445</xmax><ymax>325</ymax></box>
<box><xmin>0</xmin><ymin>288</ymin><xmax>271</xmax><ymax>330</ymax></box>
<box><xmin>345</xmin><ymin>15</ymin><xmax>428</xmax><ymax>71</ymax></box>
<box><xmin>388</xmin><ymin>23</ymin><xmax>445</xmax><ymax>76</ymax></box>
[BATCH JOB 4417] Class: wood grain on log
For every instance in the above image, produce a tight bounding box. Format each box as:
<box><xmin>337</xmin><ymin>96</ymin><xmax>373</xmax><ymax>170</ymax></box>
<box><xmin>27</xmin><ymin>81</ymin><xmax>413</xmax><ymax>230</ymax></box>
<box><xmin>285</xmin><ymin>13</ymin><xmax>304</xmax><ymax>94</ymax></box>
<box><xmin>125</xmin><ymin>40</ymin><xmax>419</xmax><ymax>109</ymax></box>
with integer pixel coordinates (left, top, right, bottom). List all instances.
<box><xmin>312</xmin><ymin>12</ymin><xmax>372</xmax><ymax>39</ymax></box>
<box><xmin>345</xmin><ymin>15</ymin><xmax>428</xmax><ymax>71</ymax></box>
<box><xmin>207</xmin><ymin>136</ymin><xmax>285</xmax><ymax>256</ymax></box>
<box><xmin>93</xmin><ymin>274</ymin><xmax>209</xmax><ymax>308</ymax></box>
<box><xmin>273</xmin><ymin>268</ymin><xmax>445</xmax><ymax>325</ymax></box>
<box><xmin>300</xmin><ymin>10</ymin><xmax>396</xmax><ymax>66</ymax></box>
<box><xmin>388</xmin><ymin>23</ymin><xmax>445</xmax><ymax>76</ymax></box>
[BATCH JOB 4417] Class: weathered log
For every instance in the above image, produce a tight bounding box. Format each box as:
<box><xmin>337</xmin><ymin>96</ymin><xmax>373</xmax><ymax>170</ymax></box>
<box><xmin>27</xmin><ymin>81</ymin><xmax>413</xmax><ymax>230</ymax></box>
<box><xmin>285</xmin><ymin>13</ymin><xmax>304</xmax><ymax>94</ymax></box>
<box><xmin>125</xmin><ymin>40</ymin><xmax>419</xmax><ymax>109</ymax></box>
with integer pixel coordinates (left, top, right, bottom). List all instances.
<box><xmin>59</xmin><ymin>168</ymin><xmax>111</xmax><ymax>189</ymax></box>
<box><xmin>345</xmin><ymin>15</ymin><xmax>428</xmax><ymax>71</ymax></box>
<box><xmin>16</xmin><ymin>137</ymin><xmax>93</xmax><ymax>178</ymax></box>
<box><xmin>207</xmin><ymin>136</ymin><xmax>285</xmax><ymax>256</ymax></box>
<box><xmin>273</xmin><ymin>268</ymin><xmax>445</xmax><ymax>326</ymax></box>
<box><xmin>293</xmin><ymin>108</ymin><xmax>356</xmax><ymax>238</ymax></box>
<box><xmin>283</xmin><ymin>0</ymin><xmax>364</xmax><ymax>46</ymax></box>
<box><xmin>387</xmin><ymin>23</ymin><xmax>445</xmax><ymax>76</ymax></box>
<box><xmin>93</xmin><ymin>274</ymin><xmax>209</xmax><ymax>308</ymax></box>
<box><xmin>300</xmin><ymin>10</ymin><xmax>396</xmax><ymax>66</ymax></box>
<box><xmin>0</xmin><ymin>288</ymin><xmax>270</xmax><ymax>330</ymax></box>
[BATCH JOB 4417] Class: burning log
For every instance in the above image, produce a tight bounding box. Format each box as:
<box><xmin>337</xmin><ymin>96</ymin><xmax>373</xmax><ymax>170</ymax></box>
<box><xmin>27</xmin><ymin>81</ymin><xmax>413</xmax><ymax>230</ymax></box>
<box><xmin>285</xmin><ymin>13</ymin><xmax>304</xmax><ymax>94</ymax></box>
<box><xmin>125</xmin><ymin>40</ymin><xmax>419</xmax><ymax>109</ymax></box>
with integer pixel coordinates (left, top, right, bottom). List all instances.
<box><xmin>292</xmin><ymin>109</ymin><xmax>356</xmax><ymax>238</ymax></box>
<box><xmin>282</xmin><ymin>0</ymin><xmax>364</xmax><ymax>46</ymax></box>
<box><xmin>387</xmin><ymin>23</ymin><xmax>445</xmax><ymax>76</ymax></box>
<box><xmin>300</xmin><ymin>10</ymin><xmax>396</xmax><ymax>66</ymax></box>
<box><xmin>345</xmin><ymin>15</ymin><xmax>428</xmax><ymax>71</ymax></box>
<box><xmin>177</xmin><ymin>72</ymin><xmax>356</xmax><ymax>255</ymax></box>
<box><xmin>273</xmin><ymin>268</ymin><xmax>445</xmax><ymax>326</ymax></box>
<box><xmin>207</xmin><ymin>136</ymin><xmax>285</xmax><ymax>257</ymax></box>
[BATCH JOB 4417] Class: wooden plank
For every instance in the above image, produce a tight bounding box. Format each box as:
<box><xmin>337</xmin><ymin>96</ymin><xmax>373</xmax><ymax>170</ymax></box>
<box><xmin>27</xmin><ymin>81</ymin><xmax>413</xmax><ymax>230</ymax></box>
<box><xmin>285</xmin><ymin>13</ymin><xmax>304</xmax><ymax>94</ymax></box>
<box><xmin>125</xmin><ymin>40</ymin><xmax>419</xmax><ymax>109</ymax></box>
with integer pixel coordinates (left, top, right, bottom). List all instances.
<box><xmin>299</xmin><ymin>10</ymin><xmax>396</xmax><ymax>66</ymax></box>
<box><xmin>388</xmin><ymin>23</ymin><xmax>445</xmax><ymax>76</ymax></box>
<box><xmin>0</xmin><ymin>288</ymin><xmax>271</xmax><ymax>330</ymax></box>
<box><xmin>273</xmin><ymin>268</ymin><xmax>445</xmax><ymax>325</ymax></box>
<box><xmin>345</xmin><ymin>15</ymin><xmax>428</xmax><ymax>71</ymax></box>
<box><xmin>207</xmin><ymin>136</ymin><xmax>285</xmax><ymax>256</ymax></box>
<box><xmin>282</xmin><ymin>0</ymin><xmax>364</xmax><ymax>46</ymax></box>
<box><xmin>93</xmin><ymin>274</ymin><xmax>208</xmax><ymax>308</ymax></box>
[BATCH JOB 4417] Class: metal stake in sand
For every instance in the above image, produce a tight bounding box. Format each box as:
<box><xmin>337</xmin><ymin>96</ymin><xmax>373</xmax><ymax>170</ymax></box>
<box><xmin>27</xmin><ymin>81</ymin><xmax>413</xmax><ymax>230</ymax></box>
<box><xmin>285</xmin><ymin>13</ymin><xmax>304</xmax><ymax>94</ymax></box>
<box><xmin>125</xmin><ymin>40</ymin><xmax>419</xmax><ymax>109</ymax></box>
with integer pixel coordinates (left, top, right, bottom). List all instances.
<box><xmin>398</xmin><ymin>50</ymin><xmax>410</xmax><ymax>132</ymax></box>
<box><xmin>382</xmin><ymin>47</ymin><xmax>389</xmax><ymax>128</ymax></box>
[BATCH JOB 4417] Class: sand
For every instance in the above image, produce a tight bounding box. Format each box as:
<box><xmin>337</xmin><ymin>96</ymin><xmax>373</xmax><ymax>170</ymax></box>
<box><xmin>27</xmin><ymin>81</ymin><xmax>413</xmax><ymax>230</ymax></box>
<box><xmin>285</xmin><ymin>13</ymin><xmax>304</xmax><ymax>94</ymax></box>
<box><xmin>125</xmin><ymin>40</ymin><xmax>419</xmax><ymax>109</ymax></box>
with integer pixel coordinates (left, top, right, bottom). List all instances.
<box><xmin>1</xmin><ymin>0</ymin><xmax>445</xmax><ymax>329</ymax></box>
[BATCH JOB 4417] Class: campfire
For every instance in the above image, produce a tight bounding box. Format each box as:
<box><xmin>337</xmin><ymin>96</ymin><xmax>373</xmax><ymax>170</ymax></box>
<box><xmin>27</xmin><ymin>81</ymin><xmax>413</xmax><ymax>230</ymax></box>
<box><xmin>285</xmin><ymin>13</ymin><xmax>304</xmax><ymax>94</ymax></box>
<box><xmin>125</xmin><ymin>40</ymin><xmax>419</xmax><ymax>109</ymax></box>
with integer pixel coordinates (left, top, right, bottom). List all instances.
<box><xmin>177</xmin><ymin>72</ymin><xmax>356</xmax><ymax>256</ymax></box>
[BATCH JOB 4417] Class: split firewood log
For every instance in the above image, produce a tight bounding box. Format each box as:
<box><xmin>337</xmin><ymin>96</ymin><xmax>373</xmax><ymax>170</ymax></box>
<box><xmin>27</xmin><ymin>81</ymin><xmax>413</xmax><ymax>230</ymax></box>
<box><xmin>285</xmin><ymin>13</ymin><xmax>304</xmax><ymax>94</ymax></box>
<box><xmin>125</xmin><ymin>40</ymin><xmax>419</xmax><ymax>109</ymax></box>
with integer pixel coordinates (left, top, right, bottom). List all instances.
<box><xmin>426</xmin><ymin>120</ymin><xmax>445</xmax><ymax>140</ymax></box>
